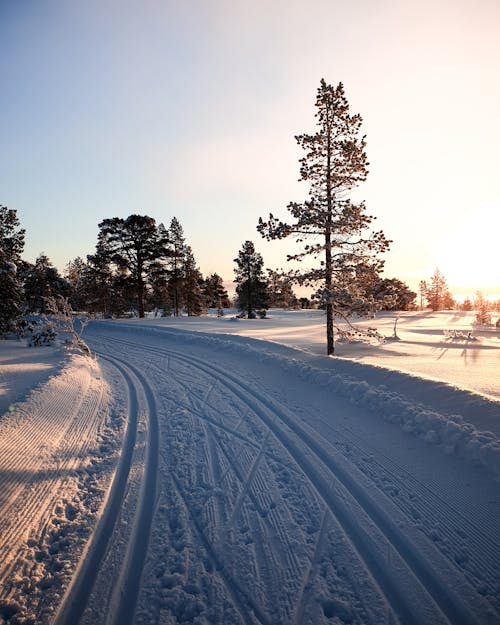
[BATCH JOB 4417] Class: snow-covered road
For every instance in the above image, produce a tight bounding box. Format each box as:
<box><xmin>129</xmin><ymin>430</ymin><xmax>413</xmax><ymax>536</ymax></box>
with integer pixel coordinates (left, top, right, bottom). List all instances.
<box><xmin>72</xmin><ymin>322</ymin><xmax>499</xmax><ymax>625</ymax></box>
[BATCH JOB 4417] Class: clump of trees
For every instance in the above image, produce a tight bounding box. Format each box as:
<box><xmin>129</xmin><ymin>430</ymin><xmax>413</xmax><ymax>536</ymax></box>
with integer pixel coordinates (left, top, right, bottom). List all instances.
<box><xmin>474</xmin><ymin>292</ymin><xmax>492</xmax><ymax>325</ymax></box>
<box><xmin>233</xmin><ymin>241</ymin><xmax>270</xmax><ymax>318</ymax></box>
<box><xmin>258</xmin><ymin>79</ymin><xmax>391</xmax><ymax>354</ymax></box>
<box><xmin>80</xmin><ymin>215</ymin><xmax>210</xmax><ymax>318</ymax></box>
<box><xmin>0</xmin><ymin>207</ymin><xmax>222</xmax><ymax>334</ymax></box>
<box><xmin>421</xmin><ymin>269</ymin><xmax>455</xmax><ymax>311</ymax></box>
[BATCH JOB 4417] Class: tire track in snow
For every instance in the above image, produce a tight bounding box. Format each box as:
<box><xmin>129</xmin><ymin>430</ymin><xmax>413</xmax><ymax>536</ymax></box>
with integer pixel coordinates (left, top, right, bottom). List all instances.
<box><xmin>155</xmin><ymin>346</ymin><xmax>444</xmax><ymax>625</ymax></box>
<box><xmin>105</xmin><ymin>355</ymin><xmax>159</xmax><ymax>625</ymax></box>
<box><xmin>292</xmin><ymin>507</ymin><xmax>330</xmax><ymax>625</ymax></box>
<box><xmin>55</xmin><ymin>354</ymin><xmax>158</xmax><ymax>625</ymax></box>
<box><xmin>310</xmin><ymin>410</ymin><xmax>500</xmax><ymax>607</ymax></box>
<box><xmin>229</xmin><ymin>431</ymin><xmax>269</xmax><ymax>526</ymax></box>
<box><xmin>169</xmin><ymin>472</ymin><xmax>272</xmax><ymax>625</ymax></box>
<box><xmin>97</xmin><ymin>333</ymin><xmax>496</xmax><ymax>625</ymax></box>
<box><xmin>166</xmin><ymin>363</ymin><xmax>305</xmax><ymax>588</ymax></box>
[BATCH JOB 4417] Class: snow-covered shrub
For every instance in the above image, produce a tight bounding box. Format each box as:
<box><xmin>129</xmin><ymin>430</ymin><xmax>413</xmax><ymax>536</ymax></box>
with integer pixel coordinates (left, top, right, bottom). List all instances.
<box><xmin>44</xmin><ymin>296</ymin><xmax>91</xmax><ymax>355</ymax></box>
<box><xmin>27</xmin><ymin>325</ymin><xmax>57</xmax><ymax>346</ymax></box>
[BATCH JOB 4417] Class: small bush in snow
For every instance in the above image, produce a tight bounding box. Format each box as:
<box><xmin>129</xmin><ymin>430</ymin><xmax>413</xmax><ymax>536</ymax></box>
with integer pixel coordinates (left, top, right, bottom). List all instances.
<box><xmin>28</xmin><ymin>325</ymin><xmax>57</xmax><ymax>347</ymax></box>
<box><xmin>44</xmin><ymin>296</ymin><xmax>91</xmax><ymax>355</ymax></box>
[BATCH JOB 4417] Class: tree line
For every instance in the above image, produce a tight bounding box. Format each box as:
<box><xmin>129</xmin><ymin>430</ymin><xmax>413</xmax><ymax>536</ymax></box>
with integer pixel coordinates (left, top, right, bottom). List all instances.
<box><xmin>5</xmin><ymin>79</ymin><xmax>492</xmax><ymax>352</ymax></box>
<box><xmin>0</xmin><ymin>211</ymin><xmax>235</xmax><ymax>328</ymax></box>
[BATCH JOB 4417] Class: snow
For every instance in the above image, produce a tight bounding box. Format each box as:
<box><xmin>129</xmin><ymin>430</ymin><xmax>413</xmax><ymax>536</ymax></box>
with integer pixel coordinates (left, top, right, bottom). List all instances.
<box><xmin>0</xmin><ymin>310</ymin><xmax>499</xmax><ymax>625</ymax></box>
<box><xmin>0</xmin><ymin>341</ymin><xmax>67</xmax><ymax>414</ymax></box>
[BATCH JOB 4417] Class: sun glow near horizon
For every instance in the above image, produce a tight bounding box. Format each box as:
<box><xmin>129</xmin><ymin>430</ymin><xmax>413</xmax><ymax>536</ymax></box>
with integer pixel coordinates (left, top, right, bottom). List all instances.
<box><xmin>432</xmin><ymin>201</ymin><xmax>499</xmax><ymax>296</ymax></box>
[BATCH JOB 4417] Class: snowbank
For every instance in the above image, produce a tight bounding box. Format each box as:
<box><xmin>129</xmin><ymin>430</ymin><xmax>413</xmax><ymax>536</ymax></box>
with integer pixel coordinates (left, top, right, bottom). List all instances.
<box><xmin>111</xmin><ymin>322</ymin><xmax>500</xmax><ymax>479</ymax></box>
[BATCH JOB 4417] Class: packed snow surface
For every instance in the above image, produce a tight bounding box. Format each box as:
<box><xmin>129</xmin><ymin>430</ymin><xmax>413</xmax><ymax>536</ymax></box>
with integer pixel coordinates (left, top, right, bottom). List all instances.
<box><xmin>0</xmin><ymin>310</ymin><xmax>499</xmax><ymax>625</ymax></box>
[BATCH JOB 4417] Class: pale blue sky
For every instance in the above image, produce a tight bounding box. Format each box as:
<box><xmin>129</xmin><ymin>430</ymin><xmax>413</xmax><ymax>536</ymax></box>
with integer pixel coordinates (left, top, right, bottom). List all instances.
<box><xmin>1</xmin><ymin>0</ymin><xmax>499</xmax><ymax>295</ymax></box>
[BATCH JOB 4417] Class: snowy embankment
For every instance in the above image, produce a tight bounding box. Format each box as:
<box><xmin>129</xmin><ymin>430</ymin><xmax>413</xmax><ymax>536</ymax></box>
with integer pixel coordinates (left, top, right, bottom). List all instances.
<box><xmin>0</xmin><ymin>347</ymin><xmax>118</xmax><ymax>625</ymax></box>
<box><xmin>0</xmin><ymin>310</ymin><xmax>499</xmax><ymax>625</ymax></box>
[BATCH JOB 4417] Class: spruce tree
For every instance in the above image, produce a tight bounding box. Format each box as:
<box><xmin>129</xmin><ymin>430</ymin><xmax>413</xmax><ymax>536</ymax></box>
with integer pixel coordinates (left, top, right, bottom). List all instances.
<box><xmin>0</xmin><ymin>205</ymin><xmax>25</xmax><ymax>334</ymax></box>
<box><xmin>234</xmin><ymin>241</ymin><xmax>269</xmax><ymax>318</ymax></box>
<box><xmin>258</xmin><ymin>80</ymin><xmax>390</xmax><ymax>354</ymax></box>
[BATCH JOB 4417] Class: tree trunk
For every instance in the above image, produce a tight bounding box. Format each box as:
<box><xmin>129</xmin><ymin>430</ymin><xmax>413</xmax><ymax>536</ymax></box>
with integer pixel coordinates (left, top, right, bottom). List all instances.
<box><xmin>326</xmin><ymin>302</ymin><xmax>334</xmax><ymax>355</ymax></box>
<box><xmin>325</xmin><ymin>120</ymin><xmax>334</xmax><ymax>355</ymax></box>
<box><xmin>137</xmin><ymin>282</ymin><xmax>145</xmax><ymax>318</ymax></box>
<box><xmin>247</xmin><ymin>279</ymin><xmax>252</xmax><ymax>318</ymax></box>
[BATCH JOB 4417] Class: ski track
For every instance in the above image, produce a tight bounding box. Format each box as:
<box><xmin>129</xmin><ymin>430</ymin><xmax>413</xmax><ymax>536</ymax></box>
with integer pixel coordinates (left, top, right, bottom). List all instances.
<box><xmin>82</xmin><ymin>328</ymin><xmax>500</xmax><ymax>625</ymax></box>
<box><xmin>54</xmin><ymin>349</ymin><xmax>161</xmax><ymax>625</ymax></box>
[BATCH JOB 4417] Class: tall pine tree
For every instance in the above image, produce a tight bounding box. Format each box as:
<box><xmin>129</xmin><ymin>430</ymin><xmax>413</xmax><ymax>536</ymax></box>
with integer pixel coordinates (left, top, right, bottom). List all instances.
<box><xmin>234</xmin><ymin>241</ymin><xmax>269</xmax><ymax>318</ymax></box>
<box><xmin>0</xmin><ymin>206</ymin><xmax>25</xmax><ymax>333</ymax></box>
<box><xmin>96</xmin><ymin>215</ymin><xmax>167</xmax><ymax>318</ymax></box>
<box><xmin>166</xmin><ymin>217</ymin><xmax>186</xmax><ymax>317</ymax></box>
<box><xmin>182</xmin><ymin>246</ymin><xmax>204</xmax><ymax>316</ymax></box>
<box><xmin>258</xmin><ymin>80</ymin><xmax>390</xmax><ymax>354</ymax></box>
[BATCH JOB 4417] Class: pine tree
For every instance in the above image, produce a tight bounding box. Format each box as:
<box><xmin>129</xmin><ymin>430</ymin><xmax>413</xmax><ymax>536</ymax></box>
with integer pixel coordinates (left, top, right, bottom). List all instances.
<box><xmin>166</xmin><ymin>217</ymin><xmax>186</xmax><ymax>317</ymax></box>
<box><xmin>425</xmin><ymin>268</ymin><xmax>453</xmax><ymax>311</ymax></box>
<box><xmin>182</xmin><ymin>246</ymin><xmax>204</xmax><ymax>316</ymax></box>
<box><xmin>82</xmin><ymin>249</ymin><xmax>118</xmax><ymax>316</ymax></box>
<box><xmin>474</xmin><ymin>291</ymin><xmax>492</xmax><ymax>325</ymax></box>
<box><xmin>65</xmin><ymin>257</ymin><xmax>88</xmax><ymax>311</ymax></box>
<box><xmin>202</xmin><ymin>273</ymin><xmax>231</xmax><ymax>309</ymax></box>
<box><xmin>267</xmin><ymin>269</ymin><xmax>298</xmax><ymax>308</ymax></box>
<box><xmin>369</xmin><ymin>277</ymin><xmax>416</xmax><ymax>311</ymax></box>
<box><xmin>258</xmin><ymin>80</ymin><xmax>390</xmax><ymax>354</ymax></box>
<box><xmin>96</xmin><ymin>215</ymin><xmax>167</xmax><ymax>318</ymax></box>
<box><xmin>23</xmin><ymin>254</ymin><xmax>69</xmax><ymax>313</ymax></box>
<box><xmin>0</xmin><ymin>205</ymin><xmax>25</xmax><ymax>333</ymax></box>
<box><xmin>234</xmin><ymin>241</ymin><xmax>269</xmax><ymax>318</ymax></box>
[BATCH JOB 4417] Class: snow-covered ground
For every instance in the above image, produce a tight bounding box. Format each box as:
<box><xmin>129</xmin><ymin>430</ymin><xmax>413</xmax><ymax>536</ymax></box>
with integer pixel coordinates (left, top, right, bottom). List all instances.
<box><xmin>0</xmin><ymin>310</ymin><xmax>499</xmax><ymax>625</ymax></box>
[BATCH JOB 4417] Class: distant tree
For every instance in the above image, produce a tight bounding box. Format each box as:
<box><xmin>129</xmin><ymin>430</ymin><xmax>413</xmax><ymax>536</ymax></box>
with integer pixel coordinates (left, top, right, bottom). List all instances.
<box><xmin>460</xmin><ymin>297</ymin><xmax>473</xmax><ymax>311</ymax></box>
<box><xmin>419</xmin><ymin>280</ymin><xmax>427</xmax><ymax>310</ymax></box>
<box><xmin>148</xmin><ymin>260</ymin><xmax>171</xmax><ymax>316</ymax></box>
<box><xmin>442</xmin><ymin>290</ymin><xmax>456</xmax><ymax>310</ymax></box>
<box><xmin>203</xmin><ymin>273</ymin><xmax>231</xmax><ymax>309</ymax></box>
<box><xmin>182</xmin><ymin>246</ymin><xmax>204</xmax><ymax>316</ymax></box>
<box><xmin>166</xmin><ymin>217</ymin><xmax>186</xmax><ymax>317</ymax></box>
<box><xmin>234</xmin><ymin>241</ymin><xmax>269</xmax><ymax>318</ymax></box>
<box><xmin>24</xmin><ymin>254</ymin><xmax>69</xmax><ymax>313</ymax></box>
<box><xmin>474</xmin><ymin>291</ymin><xmax>492</xmax><ymax>325</ymax></box>
<box><xmin>267</xmin><ymin>269</ymin><xmax>298</xmax><ymax>308</ymax></box>
<box><xmin>370</xmin><ymin>278</ymin><xmax>416</xmax><ymax>311</ymax></box>
<box><xmin>0</xmin><ymin>205</ymin><xmax>25</xmax><ymax>333</ymax></box>
<box><xmin>65</xmin><ymin>257</ymin><xmax>88</xmax><ymax>311</ymax></box>
<box><xmin>81</xmin><ymin>249</ymin><xmax>118</xmax><ymax>316</ymax></box>
<box><xmin>258</xmin><ymin>80</ymin><xmax>390</xmax><ymax>354</ymax></box>
<box><xmin>96</xmin><ymin>214</ymin><xmax>167</xmax><ymax>318</ymax></box>
<box><xmin>425</xmin><ymin>268</ymin><xmax>454</xmax><ymax>311</ymax></box>
<box><xmin>298</xmin><ymin>296</ymin><xmax>313</xmax><ymax>309</ymax></box>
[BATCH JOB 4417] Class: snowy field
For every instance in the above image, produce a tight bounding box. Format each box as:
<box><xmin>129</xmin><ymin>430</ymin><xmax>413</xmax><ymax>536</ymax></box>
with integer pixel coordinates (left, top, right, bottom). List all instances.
<box><xmin>0</xmin><ymin>310</ymin><xmax>499</xmax><ymax>625</ymax></box>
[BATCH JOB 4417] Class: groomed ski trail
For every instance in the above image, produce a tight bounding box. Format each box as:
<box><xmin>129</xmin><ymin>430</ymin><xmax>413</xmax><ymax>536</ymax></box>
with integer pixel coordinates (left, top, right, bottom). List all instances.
<box><xmin>80</xmin><ymin>324</ymin><xmax>499</xmax><ymax>625</ymax></box>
